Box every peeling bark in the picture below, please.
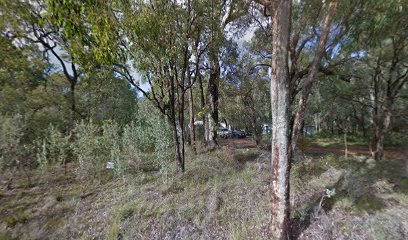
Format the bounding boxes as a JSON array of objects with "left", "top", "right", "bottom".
[{"left": 269, "top": 0, "right": 291, "bottom": 238}]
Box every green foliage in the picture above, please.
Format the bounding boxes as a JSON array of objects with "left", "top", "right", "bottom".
[
  {"left": 101, "top": 121, "right": 122, "bottom": 177},
  {"left": 124, "top": 101, "right": 173, "bottom": 175},
  {"left": 354, "top": 194, "right": 385, "bottom": 213},
  {"left": 0, "top": 231, "right": 6, "bottom": 240},
  {"left": 345, "top": 134, "right": 367, "bottom": 144},
  {"left": 5, "top": 210, "right": 31, "bottom": 227},
  {"left": 71, "top": 120, "right": 105, "bottom": 180},
  {"left": 298, "top": 135, "right": 312, "bottom": 152},
  {"left": 36, "top": 139, "right": 48, "bottom": 169},
  {"left": 77, "top": 70, "right": 138, "bottom": 126},
  {"left": 107, "top": 201, "right": 137, "bottom": 240},
  {"left": 0, "top": 35, "right": 57, "bottom": 140},
  {"left": 46, "top": 0, "right": 121, "bottom": 64},
  {"left": 71, "top": 120, "right": 122, "bottom": 180},
  {"left": 117, "top": 203, "right": 136, "bottom": 221},
  {"left": 314, "top": 129, "right": 334, "bottom": 139},
  {"left": 221, "top": 51, "right": 270, "bottom": 133},
  {"left": 36, "top": 125, "right": 70, "bottom": 168},
  {"left": 106, "top": 221, "right": 121, "bottom": 240},
  {"left": 384, "top": 131, "right": 408, "bottom": 147},
  {"left": 70, "top": 101, "right": 173, "bottom": 180},
  {"left": 120, "top": 122, "right": 140, "bottom": 169},
  {"left": 0, "top": 114, "right": 25, "bottom": 169}
]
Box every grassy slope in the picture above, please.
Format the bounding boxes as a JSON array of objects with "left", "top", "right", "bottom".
[{"left": 0, "top": 143, "right": 407, "bottom": 239}]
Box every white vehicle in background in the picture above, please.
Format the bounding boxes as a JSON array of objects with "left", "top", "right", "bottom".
[{"left": 217, "top": 127, "right": 231, "bottom": 138}]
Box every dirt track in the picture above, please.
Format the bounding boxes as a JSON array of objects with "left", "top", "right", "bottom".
[
  {"left": 308, "top": 144, "right": 408, "bottom": 161},
  {"left": 220, "top": 137, "right": 408, "bottom": 161}
]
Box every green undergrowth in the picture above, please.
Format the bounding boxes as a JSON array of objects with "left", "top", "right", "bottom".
[
  {"left": 309, "top": 134, "right": 369, "bottom": 148},
  {"left": 309, "top": 132, "right": 406, "bottom": 149}
]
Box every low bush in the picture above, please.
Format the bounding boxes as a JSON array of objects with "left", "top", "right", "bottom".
[
  {"left": 1, "top": 101, "right": 173, "bottom": 182},
  {"left": 0, "top": 114, "right": 25, "bottom": 169},
  {"left": 71, "top": 120, "right": 106, "bottom": 180},
  {"left": 385, "top": 131, "right": 408, "bottom": 147},
  {"left": 122, "top": 101, "right": 173, "bottom": 177},
  {"left": 70, "top": 101, "right": 173, "bottom": 181},
  {"left": 313, "top": 129, "right": 333, "bottom": 139},
  {"left": 345, "top": 134, "right": 367, "bottom": 144},
  {"left": 5, "top": 210, "right": 31, "bottom": 227},
  {"left": 36, "top": 125, "right": 70, "bottom": 168}
]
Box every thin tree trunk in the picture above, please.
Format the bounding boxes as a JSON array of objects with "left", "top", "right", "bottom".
[
  {"left": 207, "top": 113, "right": 214, "bottom": 144},
  {"left": 204, "top": 116, "right": 210, "bottom": 143},
  {"left": 169, "top": 70, "right": 185, "bottom": 173},
  {"left": 69, "top": 82, "right": 76, "bottom": 132},
  {"left": 188, "top": 81, "right": 196, "bottom": 154},
  {"left": 198, "top": 74, "right": 208, "bottom": 144},
  {"left": 179, "top": 89, "right": 186, "bottom": 171},
  {"left": 372, "top": 106, "right": 391, "bottom": 161},
  {"left": 188, "top": 31, "right": 200, "bottom": 153},
  {"left": 370, "top": 59, "right": 385, "bottom": 161},
  {"left": 290, "top": 0, "right": 338, "bottom": 156},
  {"left": 171, "top": 118, "right": 184, "bottom": 172},
  {"left": 252, "top": 117, "right": 260, "bottom": 145},
  {"left": 269, "top": 0, "right": 291, "bottom": 239},
  {"left": 372, "top": 121, "right": 384, "bottom": 161},
  {"left": 361, "top": 112, "right": 367, "bottom": 137},
  {"left": 344, "top": 132, "right": 348, "bottom": 159},
  {"left": 331, "top": 119, "right": 334, "bottom": 134}
]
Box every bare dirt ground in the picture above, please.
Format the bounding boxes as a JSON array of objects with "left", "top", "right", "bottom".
[
  {"left": 222, "top": 137, "right": 407, "bottom": 162},
  {"left": 221, "top": 136, "right": 407, "bottom": 160},
  {"left": 218, "top": 138, "right": 258, "bottom": 149},
  {"left": 308, "top": 144, "right": 408, "bottom": 161}
]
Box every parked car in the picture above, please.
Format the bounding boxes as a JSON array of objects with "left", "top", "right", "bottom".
[
  {"left": 217, "top": 127, "right": 231, "bottom": 138},
  {"left": 231, "top": 131, "right": 246, "bottom": 138}
]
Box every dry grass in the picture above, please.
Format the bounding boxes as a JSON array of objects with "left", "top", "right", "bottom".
[{"left": 0, "top": 141, "right": 407, "bottom": 239}]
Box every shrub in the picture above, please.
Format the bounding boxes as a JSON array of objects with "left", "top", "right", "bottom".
[
  {"left": 101, "top": 121, "right": 122, "bottom": 177},
  {"left": 384, "top": 131, "right": 408, "bottom": 147},
  {"left": 345, "top": 134, "right": 367, "bottom": 144},
  {"left": 68, "top": 101, "right": 173, "bottom": 181},
  {"left": 5, "top": 210, "right": 31, "bottom": 227},
  {"left": 72, "top": 120, "right": 124, "bottom": 180},
  {"left": 121, "top": 121, "right": 141, "bottom": 170},
  {"left": 314, "top": 129, "right": 333, "bottom": 139},
  {"left": 71, "top": 121, "right": 105, "bottom": 180},
  {"left": 0, "top": 114, "right": 25, "bottom": 169},
  {"left": 35, "top": 139, "right": 48, "bottom": 169},
  {"left": 122, "top": 101, "right": 173, "bottom": 176},
  {"left": 36, "top": 125, "right": 70, "bottom": 168}
]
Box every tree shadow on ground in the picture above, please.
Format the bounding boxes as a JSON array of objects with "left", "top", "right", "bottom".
[{"left": 291, "top": 192, "right": 337, "bottom": 239}]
